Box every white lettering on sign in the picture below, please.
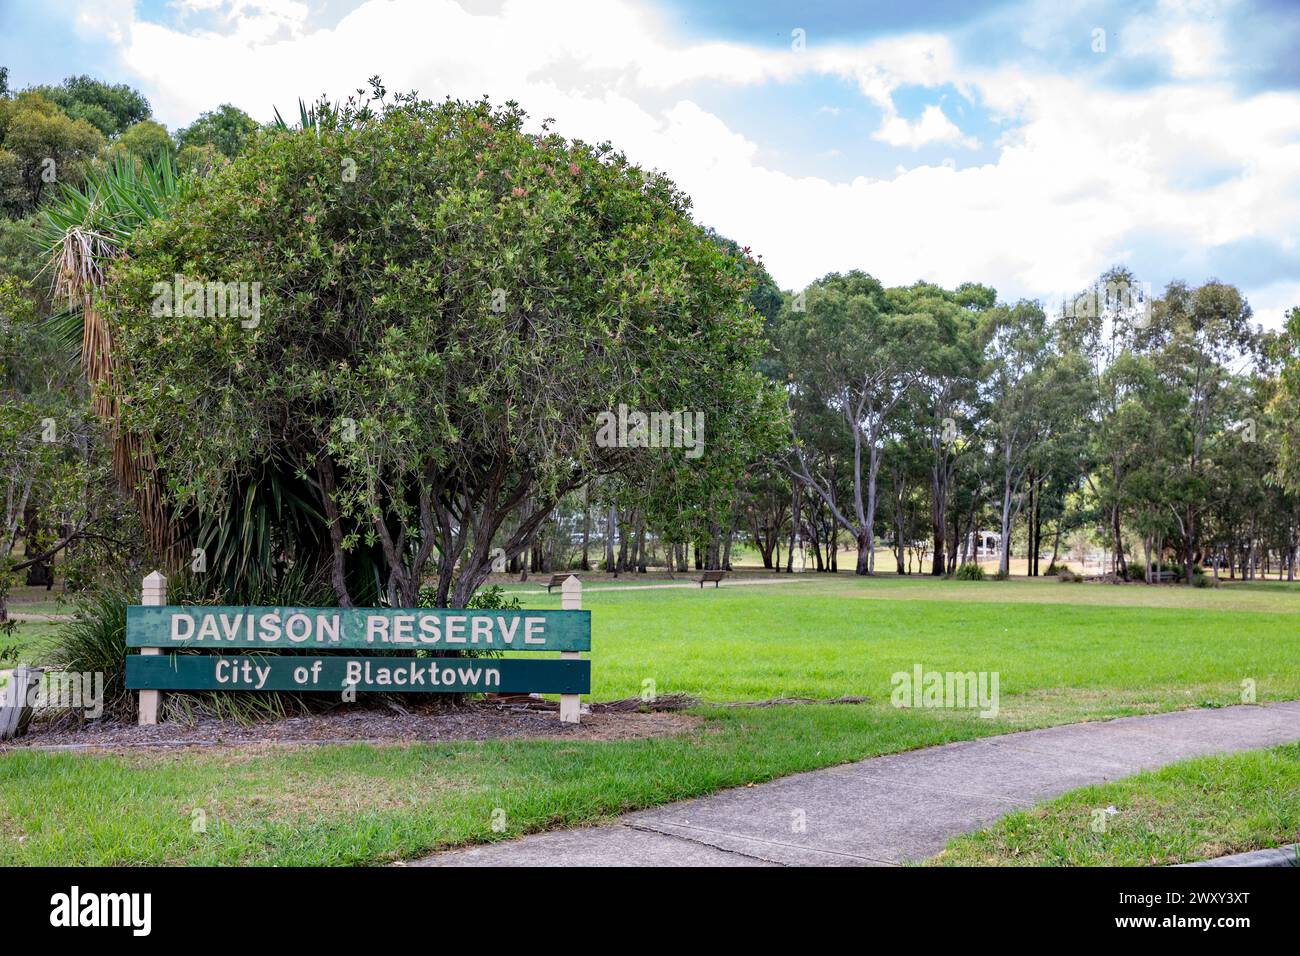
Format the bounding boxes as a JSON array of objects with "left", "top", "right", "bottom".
[
  {"left": 213, "top": 658, "right": 271, "bottom": 689},
  {"left": 361, "top": 614, "right": 543, "bottom": 647},
  {"left": 161, "top": 611, "right": 555, "bottom": 647},
  {"left": 342, "top": 660, "right": 502, "bottom": 688},
  {"left": 169, "top": 611, "right": 344, "bottom": 645}
]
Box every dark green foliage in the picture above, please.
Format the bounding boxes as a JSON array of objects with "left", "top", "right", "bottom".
[
  {"left": 176, "top": 104, "right": 260, "bottom": 159},
  {"left": 28, "top": 75, "right": 152, "bottom": 138}
]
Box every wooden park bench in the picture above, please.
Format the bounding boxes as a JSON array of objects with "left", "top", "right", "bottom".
[
  {"left": 698, "top": 569, "right": 727, "bottom": 588},
  {"left": 1148, "top": 570, "right": 1180, "bottom": 583},
  {"left": 546, "top": 573, "right": 577, "bottom": 593}
]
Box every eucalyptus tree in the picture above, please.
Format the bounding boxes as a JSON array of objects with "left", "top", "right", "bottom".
[
  {"left": 1069, "top": 266, "right": 1151, "bottom": 577},
  {"left": 100, "top": 94, "right": 776, "bottom": 608},
  {"left": 779, "top": 368, "right": 853, "bottom": 571},
  {"left": 981, "top": 301, "right": 1093, "bottom": 576},
  {"left": 1150, "top": 281, "right": 1256, "bottom": 583},
  {"left": 1269, "top": 308, "right": 1300, "bottom": 493},
  {"left": 781, "top": 271, "right": 938, "bottom": 574},
  {"left": 889, "top": 281, "right": 990, "bottom": 574}
]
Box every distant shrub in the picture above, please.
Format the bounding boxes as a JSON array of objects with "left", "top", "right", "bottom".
[
  {"left": 417, "top": 583, "right": 523, "bottom": 610},
  {"left": 1192, "top": 572, "right": 1213, "bottom": 588},
  {"left": 1055, "top": 565, "right": 1073, "bottom": 582},
  {"left": 955, "top": 562, "right": 986, "bottom": 581},
  {"left": 466, "top": 585, "right": 524, "bottom": 611}
]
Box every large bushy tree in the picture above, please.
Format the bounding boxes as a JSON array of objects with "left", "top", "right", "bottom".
[
  {"left": 0, "top": 92, "right": 105, "bottom": 213},
  {"left": 101, "top": 94, "right": 775, "bottom": 607},
  {"left": 27, "top": 75, "right": 151, "bottom": 138}
]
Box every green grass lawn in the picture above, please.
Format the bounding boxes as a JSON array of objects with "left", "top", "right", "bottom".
[
  {"left": 515, "top": 576, "right": 1300, "bottom": 721},
  {"left": 5, "top": 584, "right": 74, "bottom": 618},
  {"left": 2, "top": 622, "right": 61, "bottom": 666},
  {"left": 0, "top": 703, "right": 1006, "bottom": 865},
  {"left": 930, "top": 742, "right": 1300, "bottom": 866},
  {"left": 3, "top": 572, "right": 1299, "bottom": 865}
]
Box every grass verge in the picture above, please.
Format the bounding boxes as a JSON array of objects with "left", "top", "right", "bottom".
[
  {"left": 929, "top": 742, "right": 1300, "bottom": 866},
  {"left": 2, "top": 703, "right": 1004, "bottom": 865}
]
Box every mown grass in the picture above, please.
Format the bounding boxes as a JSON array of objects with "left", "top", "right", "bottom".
[
  {"left": 2, "top": 622, "right": 61, "bottom": 665},
  {"left": 509, "top": 577, "right": 1300, "bottom": 713},
  {"left": 3, "top": 573, "right": 1299, "bottom": 865},
  {"left": 930, "top": 742, "right": 1300, "bottom": 866},
  {"left": 0, "top": 703, "right": 1005, "bottom": 865}
]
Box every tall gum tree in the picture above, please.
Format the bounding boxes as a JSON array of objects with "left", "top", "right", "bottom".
[
  {"left": 781, "top": 271, "right": 938, "bottom": 575},
  {"left": 981, "top": 301, "right": 1093, "bottom": 577},
  {"left": 1150, "top": 281, "right": 1256, "bottom": 584},
  {"left": 888, "top": 281, "right": 990, "bottom": 575}
]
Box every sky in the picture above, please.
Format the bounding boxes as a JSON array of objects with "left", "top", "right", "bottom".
[{"left": 4, "top": 0, "right": 1300, "bottom": 324}]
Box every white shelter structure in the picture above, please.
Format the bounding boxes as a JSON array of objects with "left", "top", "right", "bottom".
[{"left": 967, "top": 531, "right": 1001, "bottom": 559}]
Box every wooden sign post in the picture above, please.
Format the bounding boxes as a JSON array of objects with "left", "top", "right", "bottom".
[
  {"left": 127, "top": 572, "right": 590, "bottom": 725},
  {"left": 137, "top": 571, "right": 166, "bottom": 726},
  {"left": 560, "top": 575, "right": 582, "bottom": 724}
]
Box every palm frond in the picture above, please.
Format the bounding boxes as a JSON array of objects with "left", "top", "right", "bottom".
[
  {"left": 38, "top": 153, "right": 185, "bottom": 306},
  {"left": 272, "top": 96, "right": 337, "bottom": 133},
  {"left": 36, "top": 153, "right": 188, "bottom": 566}
]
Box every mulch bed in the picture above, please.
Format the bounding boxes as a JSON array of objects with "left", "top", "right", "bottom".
[
  {"left": 0, "top": 697, "right": 701, "bottom": 752},
  {"left": 0, "top": 692, "right": 873, "bottom": 753}
]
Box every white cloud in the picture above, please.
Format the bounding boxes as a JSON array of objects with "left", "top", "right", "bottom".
[
  {"left": 85, "top": 0, "right": 1300, "bottom": 325},
  {"left": 1120, "top": 0, "right": 1235, "bottom": 80},
  {"left": 874, "top": 103, "right": 978, "bottom": 149}
]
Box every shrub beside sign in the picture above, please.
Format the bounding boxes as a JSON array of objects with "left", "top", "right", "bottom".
[{"left": 125, "top": 573, "right": 591, "bottom": 724}]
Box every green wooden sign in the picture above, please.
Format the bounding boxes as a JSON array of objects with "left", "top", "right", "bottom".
[
  {"left": 126, "top": 605, "right": 590, "bottom": 651},
  {"left": 126, "top": 654, "right": 590, "bottom": 694}
]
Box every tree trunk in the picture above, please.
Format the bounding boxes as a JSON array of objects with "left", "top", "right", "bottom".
[
  {"left": 855, "top": 531, "right": 871, "bottom": 575},
  {"left": 605, "top": 506, "right": 617, "bottom": 573},
  {"left": 1111, "top": 504, "right": 1127, "bottom": 579},
  {"left": 786, "top": 481, "right": 799, "bottom": 573},
  {"left": 1026, "top": 475, "right": 1036, "bottom": 577},
  {"left": 580, "top": 491, "right": 591, "bottom": 571},
  {"left": 998, "top": 479, "right": 1014, "bottom": 577},
  {"left": 930, "top": 473, "right": 947, "bottom": 576},
  {"left": 893, "top": 469, "right": 906, "bottom": 575},
  {"left": 1032, "top": 481, "right": 1044, "bottom": 577}
]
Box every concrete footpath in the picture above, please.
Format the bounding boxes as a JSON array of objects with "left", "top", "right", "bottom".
[{"left": 416, "top": 701, "right": 1300, "bottom": 867}]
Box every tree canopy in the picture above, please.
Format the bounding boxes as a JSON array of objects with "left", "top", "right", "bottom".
[{"left": 101, "top": 94, "right": 779, "bottom": 607}]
